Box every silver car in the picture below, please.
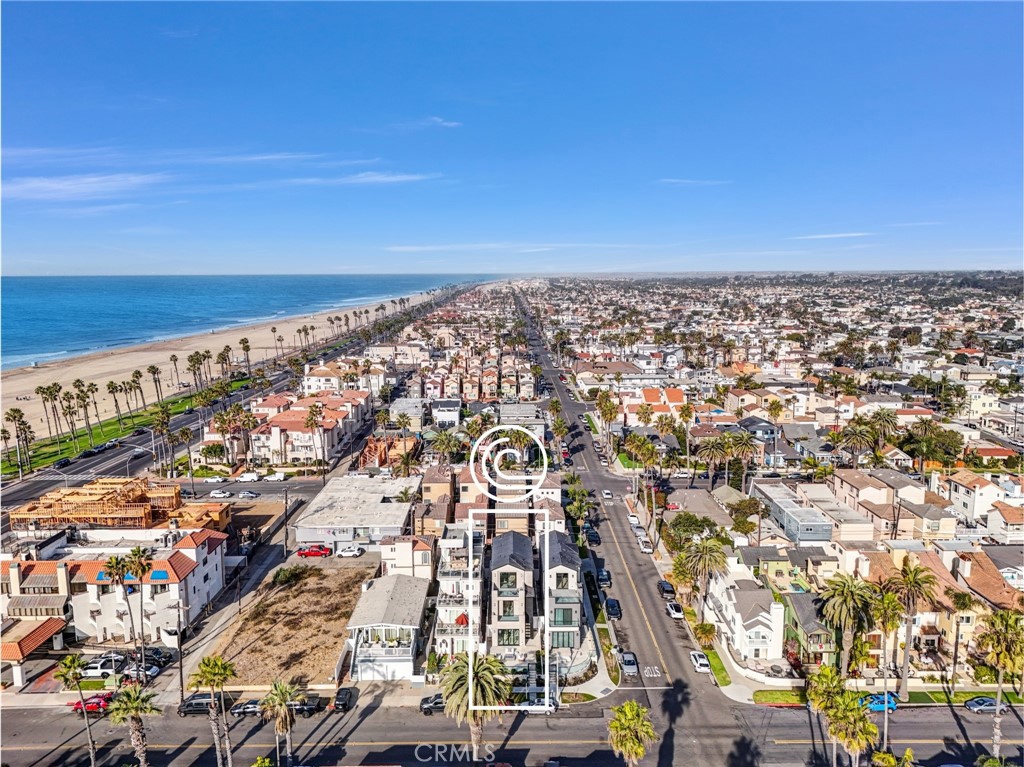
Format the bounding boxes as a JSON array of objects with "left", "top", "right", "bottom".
[{"left": 618, "top": 650, "right": 639, "bottom": 677}]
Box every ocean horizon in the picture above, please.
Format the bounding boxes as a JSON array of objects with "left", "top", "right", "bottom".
[{"left": 0, "top": 274, "right": 494, "bottom": 371}]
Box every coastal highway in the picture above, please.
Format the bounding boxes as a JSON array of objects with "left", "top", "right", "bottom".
[{"left": 0, "top": 337, "right": 368, "bottom": 513}]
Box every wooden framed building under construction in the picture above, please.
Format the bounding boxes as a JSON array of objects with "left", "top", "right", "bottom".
[{"left": 9, "top": 477, "right": 181, "bottom": 530}]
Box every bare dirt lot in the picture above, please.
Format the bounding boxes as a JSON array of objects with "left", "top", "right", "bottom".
[{"left": 214, "top": 562, "right": 376, "bottom": 686}]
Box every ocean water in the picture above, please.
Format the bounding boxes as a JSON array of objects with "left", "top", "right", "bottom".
[{"left": 1, "top": 274, "right": 492, "bottom": 370}]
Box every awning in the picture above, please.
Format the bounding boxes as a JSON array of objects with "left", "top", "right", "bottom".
[{"left": 1, "top": 617, "right": 66, "bottom": 662}]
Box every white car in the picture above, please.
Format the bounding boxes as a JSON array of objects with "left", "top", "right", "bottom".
[
  {"left": 618, "top": 650, "right": 639, "bottom": 677},
  {"left": 601, "top": 490, "right": 613, "bottom": 499},
  {"left": 337, "top": 545, "right": 365, "bottom": 558},
  {"left": 626, "top": 513, "right": 641, "bottom": 526},
  {"left": 599, "top": 459, "right": 608, "bottom": 466},
  {"left": 203, "top": 477, "right": 227, "bottom": 484},
  {"left": 690, "top": 651, "right": 712, "bottom": 674},
  {"left": 123, "top": 663, "right": 161, "bottom": 681},
  {"left": 83, "top": 657, "right": 122, "bottom": 679},
  {"left": 671, "top": 471, "right": 690, "bottom": 478},
  {"left": 637, "top": 538, "right": 654, "bottom": 554},
  {"left": 665, "top": 601, "right": 685, "bottom": 620},
  {"left": 210, "top": 489, "right": 232, "bottom": 499}
]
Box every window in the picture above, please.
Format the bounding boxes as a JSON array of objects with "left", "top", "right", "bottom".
[
  {"left": 552, "top": 608, "right": 574, "bottom": 627},
  {"left": 497, "top": 629, "right": 519, "bottom": 646},
  {"left": 550, "top": 630, "right": 576, "bottom": 649},
  {"left": 501, "top": 600, "right": 516, "bottom": 618},
  {"left": 202, "top": 557, "right": 208, "bottom": 567},
  {"left": 497, "top": 519, "right": 508, "bottom": 529},
  {"left": 499, "top": 572, "right": 517, "bottom": 590},
  {"left": 151, "top": 584, "right": 169, "bottom": 595},
  {"left": 555, "top": 573, "right": 569, "bottom": 590}
]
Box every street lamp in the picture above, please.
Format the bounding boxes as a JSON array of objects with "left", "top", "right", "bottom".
[
  {"left": 51, "top": 468, "right": 71, "bottom": 488},
  {"left": 175, "top": 600, "right": 190, "bottom": 704}
]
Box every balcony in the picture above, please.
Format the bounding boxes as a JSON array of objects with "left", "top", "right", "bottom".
[
  {"left": 438, "top": 569, "right": 469, "bottom": 580},
  {"left": 498, "top": 614, "right": 519, "bottom": 622},
  {"left": 435, "top": 623, "right": 470, "bottom": 636}
]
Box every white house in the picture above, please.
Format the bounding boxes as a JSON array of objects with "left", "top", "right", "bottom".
[{"left": 344, "top": 575, "right": 429, "bottom": 682}]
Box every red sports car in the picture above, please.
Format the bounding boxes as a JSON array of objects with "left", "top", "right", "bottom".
[
  {"left": 296, "top": 544, "right": 332, "bottom": 558},
  {"left": 70, "top": 692, "right": 115, "bottom": 715}
]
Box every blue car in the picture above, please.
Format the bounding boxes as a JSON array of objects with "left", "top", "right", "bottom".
[{"left": 860, "top": 693, "right": 898, "bottom": 713}]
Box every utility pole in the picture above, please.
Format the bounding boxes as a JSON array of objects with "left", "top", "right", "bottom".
[
  {"left": 282, "top": 488, "right": 290, "bottom": 560},
  {"left": 176, "top": 602, "right": 187, "bottom": 704}
]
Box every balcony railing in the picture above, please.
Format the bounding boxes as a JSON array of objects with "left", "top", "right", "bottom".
[
  {"left": 357, "top": 645, "right": 415, "bottom": 658},
  {"left": 498, "top": 614, "right": 519, "bottom": 622},
  {"left": 438, "top": 569, "right": 469, "bottom": 580},
  {"left": 435, "top": 623, "right": 470, "bottom": 636}
]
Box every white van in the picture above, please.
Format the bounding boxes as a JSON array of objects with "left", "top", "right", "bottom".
[
  {"left": 263, "top": 472, "right": 286, "bottom": 482},
  {"left": 238, "top": 472, "right": 262, "bottom": 483}
]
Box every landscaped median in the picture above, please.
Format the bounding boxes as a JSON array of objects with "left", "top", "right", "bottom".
[
  {"left": 682, "top": 607, "right": 731, "bottom": 687},
  {"left": 752, "top": 689, "right": 1023, "bottom": 706},
  {"left": 584, "top": 414, "right": 598, "bottom": 433},
  {"left": 753, "top": 689, "right": 807, "bottom": 706},
  {"left": 597, "top": 627, "right": 620, "bottom": 686}
]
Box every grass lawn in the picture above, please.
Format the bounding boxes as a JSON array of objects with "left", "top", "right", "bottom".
[
  {"left": 561, "top": 692, "right": 596, "bottom": 703},
  {"left": 753, "top": 690, "right": 806, "bottom": 705},
  {"left": 584, "top": 414, "right": 598, "bottom": 433},
  {"left": 929, "top": 690, "right": 1024, "bottom": 705},
  {"left": 597, "top": 627, "right": 620, "bottom": 686},
  {"left": 617, "top": 452, "right": 642, "bottom": 469},
  {"left": 706, "top": 649, "right": 731, "bottom": 688},
  {"left": 77, "top": 680, "right": 107, "bottom": 691},
  {"left": 907, "top": 692, "right": 934, "bottom": 704}
]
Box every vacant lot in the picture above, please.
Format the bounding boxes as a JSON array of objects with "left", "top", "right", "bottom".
[{"left": 215, "top": 562, "right": 376, "bottom": 685}]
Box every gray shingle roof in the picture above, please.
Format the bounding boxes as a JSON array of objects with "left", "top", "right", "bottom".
[
  {"left": 491, "top": 531, "right": 533, "bottom": 571},
  {"left": 347, "top": 574, "right": 429, "bottom": 629}
]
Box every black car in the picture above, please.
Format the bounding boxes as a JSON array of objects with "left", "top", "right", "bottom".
[
  {"left": 229, "top": 699, "right": 262, "bottom": 718},
  {"left": 605, "top": 598, "right": 622, "bottom": 621},
  {"left": 420, "top": 693, "right": 445, "bottom": 715},
  {"left": 78, "top": 448, "right": 98, "bottom": 459},
  {"left": 656, "top": 580, "right": 676, "bottom": 600},
  {"left": 53, "top": 458, "right": 72, "bottom": 469},
  {"left": 597, "top": 569, "right": 612, "bottom": 588},
  {"left": 585, "top": 530, "right": 601, "bottom": 546},
  {"left": 331, "top": 687, "right": 356, "bottom": 713},
  {"left": 698, "top": 472, "right": 710, "bottom": 480},
  {"left": 184, "top": 408, "right": 195, "bottom": 415},
  {"left": 132, "top": 428, "right": 147, "bottom": 436},
  {"left": 178, "top": 693, "right": 216, "bottom": 716},
  {"left": 287, "top": 697, "right": 321, "bottom": 718},
  {"left": 130, "top": 648, "right": 174, "bottom": 668}
]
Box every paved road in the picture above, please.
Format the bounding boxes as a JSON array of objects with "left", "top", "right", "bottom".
[{"left": 3, "top": 693, "right": 1021, "bottom": 767}]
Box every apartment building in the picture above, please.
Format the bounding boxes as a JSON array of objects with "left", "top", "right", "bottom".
[{"left": 487, "top": 531, "right": 537, "bottom": 665}]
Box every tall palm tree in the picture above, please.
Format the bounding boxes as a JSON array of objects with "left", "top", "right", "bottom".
[
  {"left": 239, "top": 337, "right": 252, "bottom": 377},
  {"left": 696, "top": 436, "right": 729, "bottom": 490},
  {"left": 869, "top": 408, "right": 900, "bottom": 451},
  {"left": 679, "top": 538, "right": 727, "bottom": 622},
  {"left": 125, "top": 547, "right": 153, "bottom": 672},
  {"left": 304, "top": 403, "right": 328, "bottom": 484},
  {"left": 973, "top": 609, "right": 1024, "bottom": 760},
  {"left": 607, "top": 699, "right": 659, "bottom": 767},
  {"left": 841, "top": 422, "right": 875, "bottom": 468},
  {"left": 821, "top": 573, "right": 875, "bottom": 677},
  {"left": 104, "top": 555, "right": 137, "bottom": 646},
  {"left": 944, "top": 587, "right": 978, "bottom": 696},
  {"left": 547, "top": 398, "right": 562, "bottom": 418},
  {"left": 260, "top": 680, "right": 304, "bottom": 767},
  {"left": 871, "top": 748, "right": 915, "bottom": 767},
  {"left": 884, "top": 561, "right": 937, "bottom": 701},
  {"left": 807, "top": 665, "right": 847, "bottom": 767},
  {"left": 871, "top": 589, "right": 904, "bottom": 751},
  {"left": 107, "top": 684, "right": 160, "bottom": 767},
  {"left": 829, "top": 692, "right": 878, "bottom": 767},
  {"left": 439, "top": 652, "right": 512, "bottom": 760},
  {"left": 729, "top": 429, "right": 757, "bottom": 492},
  {"left": 190, "top": 655, "right": 238, "bottom": 767},
  {"left": 54, "top": 654, "right": 98, "bottom": 767},
  {"left": 694, "top": 622, "right": 717, "bottom": 648}
]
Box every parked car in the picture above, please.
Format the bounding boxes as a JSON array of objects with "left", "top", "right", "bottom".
[
  {"left": 330, "top": 687, "right": 356, "bottom": 713},
  {"left": 129, "top": 648, "right": 174, "bottom": 668},
  {"left": 626, "top": 513, "right": 641, "bottom": 526},
  {"left": 637, "top": 538, "right": 654, "bottom": 554},
  {"left": 599, "top": 459, "right": 608, "bottom": 467},
  {"left": 618, "top": 650, "right": 639, "bottom": 677},
  {"left": 132, "top": 428, "right": 147, "bottom": 436},
  {"left": 605, "top": 598, "right": 622, "bottom": 621},
  {"left": 122, "top": 662, "right": 161, "bottom": 682},
  {"left": 522, "top": 699, "right": 556, "bottom": 716},
  {"left": 230, "top": 699, "right": 262, "bottom": 718},
  {"left": 297, "top": 544, "right": 333, "bottom": 558},
  {"left": 597, "top": 569, "right": 612, "bottom": 588},
  {"left": 964, "top": 696, "right": 1010, "bottom": 714},
  {"left": 585, "top": 530, "right": 601, "bottom": 546},
  {"left": 83, "top": 657, "right": 122, "bottom": 679},
  {"left": 420, "top": 693, "right": 446, "bottom": 715},
  {"left": 602, "top": 489, "right": 613, "bottom": 499},
  {"left": 104, "top": 440, "right": 120, "bottom": 450},
  {"left": 657, "top": 580, "right": 676, "bottom": 600},
  {"left": 287, "top": 697, "right": 322, "bottom": 718},
  {"left": 860, "top": 693, "right": 898, "bottom": 713},
  {"left": 131, "top": 448, "right": 149, "bottom": 459},
  {"left": 178, "top": 693, "right": 215, "bottom": 716},
  {"left": 671, "top": 471, "right": 690, "bottom": 478},
  {"left": 78, "top": 448, "right": 98, "bottom": 459},
  {"left": 689, "top": 651, "right": 711, "bottom": 674},
  {"left": 337, "top": 545, "right": 365, "bottom": 558},
  {"left": 210, "top": 489, "right": 232, "bottom": 499},
  {"left": 53, "top": 458, "right": 72, "bottom": 469},
  {"left": 238, "top": 490, "right": 261, "bottom": 499},
  {"left": 629, "top": 523, "right": 645, "bottom": 537},
  {"left": 203, "top": 476, "right": 227, "bottom": 483},
  {"left": 665, "top": 601, "right": 684, "bottom": 620},
  {"left": 70, "top": 692, "right": 115, "bottom": 715},
  {"left": 698, "top": 472, "right": 710, "bottom": 480}
]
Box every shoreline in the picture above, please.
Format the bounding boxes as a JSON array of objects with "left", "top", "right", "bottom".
[{"left": 0, "top": 287, "right": 442, "bottom": 436}]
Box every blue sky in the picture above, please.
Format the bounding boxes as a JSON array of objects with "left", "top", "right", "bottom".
[{"left": 3, "top": 2, "right": 1021, "bottom": 275}]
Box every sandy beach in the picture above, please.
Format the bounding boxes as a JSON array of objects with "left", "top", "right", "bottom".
[{"left": 0, "top": 289, "right": 433, "bottom": 436}]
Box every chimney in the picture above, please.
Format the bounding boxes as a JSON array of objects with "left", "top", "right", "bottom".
[
  {"left": 56, "top": 562, "right": 70, "bottom": 596},
  {"left": 9, "top": 562, "right": 22, "bottom": 597},
  {"left": 954, "top": 554, "right": 972, "bottom": 579}
]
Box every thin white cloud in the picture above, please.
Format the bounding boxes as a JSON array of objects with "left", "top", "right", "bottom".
[
  {"left": 887, "top": 221, "right": 942, "bottom": 228},
  {"left": 191, "top": 152, "right": 326, "bottom": 164},
  {"left": 788, "top": 232, "right": 874, "bottom": 240},
  {"left": 284, "top": 172, "right": 440, "bottom": 186},
  {"left": 4, "top": 173, "right": 170, "bottom": 201},
  {"left": 160, "top": 28, "right": 200, "bottom": 38},
  {"left": 657, "top": 178, "right": 732, "bottom": 186},
  {"left": 386, "top": 241, "right": 651, "bottom": 253},
  {"left": 423, "top": 116, "right": 462, "bottom": 128}
]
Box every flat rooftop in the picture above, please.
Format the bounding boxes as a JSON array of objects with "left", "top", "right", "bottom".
[{"left": 295, "top": 475, "right": 421, "bottom": 529}]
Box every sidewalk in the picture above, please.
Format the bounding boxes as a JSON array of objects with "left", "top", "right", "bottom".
[{"left": 563, "top": 557, "right": 617, "bottom": 700}]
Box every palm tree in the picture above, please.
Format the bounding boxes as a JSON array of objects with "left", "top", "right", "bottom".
[
  {"left": 871, "top": 589, "right": 904, "bottom": 751},
  {"left": 696, "top": 436, "right": 729, "bottom": 490},
  {"left": 147, "top": 365, "right": 163, "bottom": 403},
  {"left": 397, "top": 450, "right": 421, "bottom": 477},
  {"left": 104, "top": 555, "right": 137, "bottom": 645},
  {"left": 766, "top": 398, "right": 785, "bottom": 423},
  {"left": 841, "top": 422, "right": 875, "bottom": 468},
  {"left": 607, "top": 699, "right": 659, "bottom": 767},
  {"left": 107, "top": 684, "right": 160, "bottom": 767},
  {"left": 260, "top": 680, "right": 304, "bottom": 767},
  {"left": 944, "top": 587, "right": 979, "bottom": 696},
  {"left": 679, "top": 538, "right": 727, "bottom": 622},
  {"left": 821, "top": 573, "right": 875, "bottom": 677},
  {"left": 239, "top": 337, "right": 252, "bottom": 376},
  {"left": 547, "top": 398, "right": 562, "bottom": 418},
  {"left": 304, "top": 403, "right": 328, "bottom": 485},
  {"left": 432, "top": 430, "right": 462, "bottom": 467},
  {"left": 694, "top": 622, "right": 717, "bottom": 648},
  {"left": 125, "top": 547, "right": 153, "bottom": 673},
  {"left": 884, "top": 561, "right": 937, "bottom": 701},
  {"left": 973, "top": 609, "right": 1024, "bottom": 760},
  {"left": 807, "top": 665, "right": 847, "bottom": 767},
  {"left": 439, "top": 652, "right": 512, "bottom": 760},
  {"left": 870, "top": 408, "right": 900, "bottom": 451},
  {"left": 729, "top": 429, "right": 757, "bottom": 491},
  {"left": 54, "top": 654, "right": 99, "bottom": 767},
  {"left": 872, "top": 748, "right": 915, "bottom": 767},
  {"left": 829, "top": 692, "right": 878, "bottom": 767},
  {"left": 190, "top": 654, "right": 238, "bottom": 767}
]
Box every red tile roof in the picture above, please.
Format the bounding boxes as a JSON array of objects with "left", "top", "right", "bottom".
[{"left": 1, "top": 618, "right": 66, "bottom": 662}]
